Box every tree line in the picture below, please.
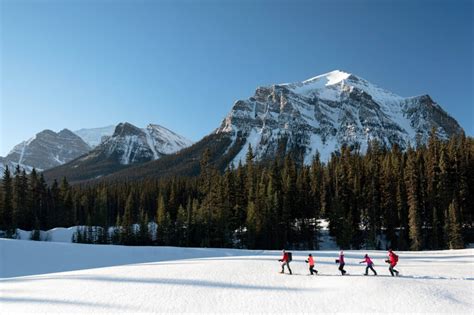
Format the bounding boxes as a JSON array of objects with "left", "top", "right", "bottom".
[{"left": 0, "top": 132, "right": 472, "bottom": 250}]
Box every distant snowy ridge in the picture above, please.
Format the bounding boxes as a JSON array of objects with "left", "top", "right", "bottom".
[
  {"left": 73, "top": 122, "right": 193, "bottom": 166},
  {"left": 217, "top": 70, "right": 463, "bottom": 164},
  {"left": 0, "top": 129, "right": 90, "bottom": 174},
  {"left": 74, "top": 125, "right": 116, "bottom": 147},
  {"left": 103, "top": 122, "right": 193, "bottom": 165}
]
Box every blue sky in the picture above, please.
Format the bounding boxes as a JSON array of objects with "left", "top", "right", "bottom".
[{"left": 1, "top": 0, "right": 472, "bottom": 155}]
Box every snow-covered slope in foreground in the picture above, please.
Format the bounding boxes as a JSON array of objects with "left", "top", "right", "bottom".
[{"left": 0, "top": 239, "right": 472, "bottom": 313}]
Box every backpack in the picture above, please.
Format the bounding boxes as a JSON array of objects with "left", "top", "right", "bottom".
[
  {"left": 287, "top": 252, "right": 293, "bottom": 262},
  {"left": 393, "top": 253, "right": 399, "bottom": 263}
]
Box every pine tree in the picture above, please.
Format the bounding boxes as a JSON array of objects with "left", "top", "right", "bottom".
[
  {"left": 138, "top": 207, "right": 150, "bottom": 245},
  {"left": 30, "top": 216, "right": 41, "bottom": 241},
  {"left": 13, "top": 165, "right": 28, "bottom": 230},
  {"left": 406, "top": 149, "right": 422, "bottom": 250},
  {"left": 176, "top": 204, "right": 187, "bottom": 246},
  {"left": 95, "top": 187, "right": 109, "bottom": 233},
  {"left": 121, "top": 192, "right": 135, "bottom": 245},
  {"left": 381, "top": 155, "right": 397, "bottom": 248},
  {"left": 156, "top": 193, "right": 170, "bottom": 245},
  {"left": 85, "top": 213, "right": 94, "bottom": 243},
  {"left": 426, "top": 129, "right": 442, "bottom": 249},
  {"left": 1, "top": 166, "right": 13, "bottom": 236},
  {"left": 281, "top": 156, "right": 297, "bottom": 247},
  {"left": 365, "top": 141, "right": 382, "bottom": 249},
  {"left": 112, "top": 212, "right": 122, "bottom": 244},
  {"left": 184, "top": 197, "right": 193, "bottom": 247},
  {"left": 233, "top": 162, "right": 247, "bottom": 238},
  {"left": 445, "top": 199, "right": 463, "bottom": 249},
  {"left": 245, "top": 200, "right": 257, "bottom": 249}
]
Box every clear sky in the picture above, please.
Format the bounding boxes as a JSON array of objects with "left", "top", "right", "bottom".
[{"left": 1, "top": 0, "right": 472, "bottom": 155}]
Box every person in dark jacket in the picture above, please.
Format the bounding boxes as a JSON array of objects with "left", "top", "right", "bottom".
[
  {"left": 360, "top": 254, "right": 377, "bottom": 276},
  {"left": 278, "top": 249, "right": 292, "bottom": 274},
  {"left": 336, "top": 250, "right": 347, "bottom": 275},
  {"left": 305, "top": 254, "right": 318, "bottom": 275}
]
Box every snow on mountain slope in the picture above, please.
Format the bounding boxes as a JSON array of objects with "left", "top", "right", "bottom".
[
  {"left": 0, "top": 129, "right": 91, "bottom": 173},
  {"left": 74, "top": 125, "right": 116, "bottom": 148},
  {"left": 48, "top": 122, "right": 193, "bottom": 178},
  {"left": 217, "top": 70, "right": 463, "bottom": 164},
  {"left": 96, "top": 122, "right": 193, "bottom": 165},
  {"left": 146, "top": 124, "right": 194, "bottom": 155},
  {"left": 0, "top": 239, "right": 472, "bottom": 313},
  {"left": 42, "top": 123, "right": 194, "bottom": 183}
]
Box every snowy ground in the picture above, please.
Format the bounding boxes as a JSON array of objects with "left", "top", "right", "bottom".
[{"left": 1, "top": 239, "right": 473, "bottom": 313}]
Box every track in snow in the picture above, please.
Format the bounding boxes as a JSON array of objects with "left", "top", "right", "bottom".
[{"left": 0, "top": 239, "right": 472, "bottom": 313}]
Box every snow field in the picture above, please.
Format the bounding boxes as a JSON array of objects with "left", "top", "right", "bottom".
[{"left": 0, "top": 239, "right": 472, "bottom": 313}]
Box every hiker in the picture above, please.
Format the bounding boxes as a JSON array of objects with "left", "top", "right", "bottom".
[
  {"left": 386, "top": 249, "right": 400, "bottom": 277},
  {"left": 360, "top": 254, "right": 377, "bottom": 276},
  {"left": 336, "top": 250, "right": 346, "bottom": 275},
  {"left": 305, "top": 253, "right": 318, "bottom": 275},
  {"left": 278, "top": 249, "right": 292, "bottom": 274}
]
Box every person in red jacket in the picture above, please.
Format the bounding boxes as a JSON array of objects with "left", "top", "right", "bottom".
[
  {"left": 305, "top": 253, "right": 318, "bottom": 275},
  {"left": 387, "top": 249, "right": 400, "bottom": 277},
  {"left": 278, "top": 249, "right": 292, "bottom": 274},
  {"left": 359, "top": 254, "right": 377, "bottom": 276}
]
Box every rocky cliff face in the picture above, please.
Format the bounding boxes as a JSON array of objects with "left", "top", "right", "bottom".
[
  {"left": 87, "top": 122, "right": 193, "bottom": 165},
  {"left": 217, "top": 70, "right": 463, "bottom": 163},
  {"left": 42, "top": 122, "right": 193, "bottom": 182},
  {"left": 0, "top": 129, "right": 91, "bottom": 173}
]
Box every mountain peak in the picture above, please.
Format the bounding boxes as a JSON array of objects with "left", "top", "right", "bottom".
[
  {"left": 58, "top": 128, "right": 77, "bottom": 138},
  {"left": 303, "top": 69, "right": 353, "bottom": 86},
  {"left": 218, "top": 69, "right": 463, "bottom": 164},
  {"left": 114, "top": 122, "right": 143, "bottom": 136},
  {"left": 1, "top": 128, "right": 90, "bottom": 173}
]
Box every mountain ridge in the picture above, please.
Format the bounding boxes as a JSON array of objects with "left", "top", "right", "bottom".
[
  {"left": 216, "top": 70, "right": 462, "bottom": 164},
  {"left": 42, "top": 122, "right": 193, "bottom": 182},
  {"left": 0, "top": 128, "right": 91, "bottom": 174},
  {"left": 42, "top": 70, "right": 463, "bottom": 183}
]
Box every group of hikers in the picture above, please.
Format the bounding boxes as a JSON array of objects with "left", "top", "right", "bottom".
[{"left": 278, "top": 249, "right": 400, "bottom": 276}]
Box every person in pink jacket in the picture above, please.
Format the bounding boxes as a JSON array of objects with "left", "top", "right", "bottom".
[
  {"left": 336, "top": 250, "right": 346, "bottom": 275},
  {"left": 359, "top": 254, "right": 377, "bottom": 276}
]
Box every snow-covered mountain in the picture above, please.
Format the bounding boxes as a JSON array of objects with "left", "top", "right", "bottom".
[
  {"left": 74, "top": 125, "right": 116, "bottom": 148},
  {"left": 217, "top": 70, "right": 463, "bottom": 163},
  {"left": 43, "top": 122, "right": 193, "bottom": 182},
  {"left": 90, "top": 70, "right": 464, "bottom": 182},
  {"left": 42, "top": 70, "right": 464, "bottom": 183},
  {"left": 84, "top": 122, "right": 193, "bottom": 165},
  {"left": 0, "top": 129, "right": 91, "bottom": 174}
]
